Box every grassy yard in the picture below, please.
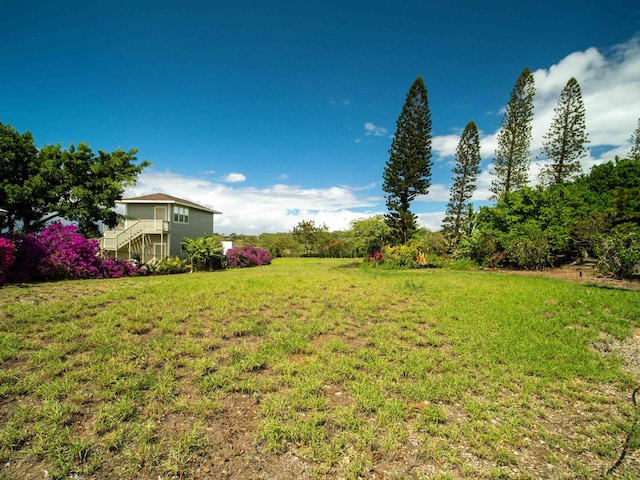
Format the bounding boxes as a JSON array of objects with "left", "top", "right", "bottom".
[{"left": 0, "top": 258, "right": 638, "bottom": 479}]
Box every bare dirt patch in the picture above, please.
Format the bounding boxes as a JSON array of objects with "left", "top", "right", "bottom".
[{"left": 495, "top": 264, "right": 640, "bottom": 291}]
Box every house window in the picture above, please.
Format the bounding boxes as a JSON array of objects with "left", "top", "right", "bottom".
[{"left": 174, "top": 206, "right": 189, "bottom": 224}]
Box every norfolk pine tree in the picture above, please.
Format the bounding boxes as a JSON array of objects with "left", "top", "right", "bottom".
[
  {"left": 540, "top": 77, "right": 589, "bottom": 185},
  {"left": 382, "top": 76, "right": 432, "bottom": 244},
  {"left": 442, "top": 120, "right": 481, "bottom": 247},
  {"left": 629, "top": 118, "right": 640, "bottom": 161},
  {"left": 490, "top": 67, "right": 535, "bottom": 200}
]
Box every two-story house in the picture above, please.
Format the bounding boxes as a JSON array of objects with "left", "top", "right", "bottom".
[{"left": 101, "top": 193, "right": 222, "bottom": 262}]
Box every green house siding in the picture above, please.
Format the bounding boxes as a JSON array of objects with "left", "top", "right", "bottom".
[
  {"left": 126, "top": 204, "right": 155, "bottom": 220},
  {"left": 170, "top": 206, "right": 214, "bottom": 257},
  {"left": 101, "top": 194, "right": 221, "bottom": 261}
]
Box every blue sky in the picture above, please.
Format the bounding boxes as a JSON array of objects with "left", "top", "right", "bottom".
[{"left": 2, "top": 1, "right": 639, "bottom": 234}]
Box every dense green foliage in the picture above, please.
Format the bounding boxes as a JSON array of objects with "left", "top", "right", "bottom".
[
  {"left": 441, "top": 120, "right": 481, "bottom": 248},
  {"left": 383, "top": 76, "right": 432, "bottom": 244},
  {"left": 181, "top": 235, "right": 225, "bottom": 272},
  {"left": 490, "top": 67, "right": 535, "bottom": 199},
  {"left": 349, "top": 215, "right": 391, "bottom": 256},
  {"left": 291, "top": 220, "right": 328, "bottom": 256},
  {"left": 466, "top": 158, "right": 640, "bottom": 276},
  {"left": 540, "top": 77, "right": 589, "bottom": 185},
  {"left": 0, "top": 122, "right": 150, "bottom": 236}
]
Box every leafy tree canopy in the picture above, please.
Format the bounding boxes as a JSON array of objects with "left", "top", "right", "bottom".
[
  {"left": 0, "top": 121, "right": 150, "bottom": 236},
  {"left": 291, "top": 220, "right": 328, "bottom": 256},
  {"left": 350, "top": 215, "right": 391, "bottom": 255},
  {"left": 579, "top": 156, "right": 640, "bottom": 225}
]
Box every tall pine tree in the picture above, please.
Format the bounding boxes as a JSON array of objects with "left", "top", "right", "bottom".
[
  {"left": 382, "top": 76, "right": 432, "bottom": 244},
  {"left": 629, "top": 118, "right": 640, "bottom": 161},
  {"left": 442, "top": 120, "right": 481, "bottom": 247},
  {"left": 539, "top": 77, "right": 589, "bottom": 185},
  {"left": 490, "top": 67, "right": 535, "bottom": 200}
]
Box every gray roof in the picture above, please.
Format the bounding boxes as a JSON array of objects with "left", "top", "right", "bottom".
[{"left": 119, "top": 193, "right": 222, "bottom": 214}]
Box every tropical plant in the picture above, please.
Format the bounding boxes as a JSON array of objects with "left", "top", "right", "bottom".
[
  {"left": 182, "top": 235, "right": 225, "bottom": 272},
  {"left": 144, "top": 256, "right": 190, "bottom": 275}
]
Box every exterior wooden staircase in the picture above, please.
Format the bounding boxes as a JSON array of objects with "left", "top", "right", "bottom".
[{"left": 101, "top": 220, "right": 169, "bottom": 261}]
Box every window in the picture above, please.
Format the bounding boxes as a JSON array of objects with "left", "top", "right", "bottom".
[{"left": 173, "top": 206, "right": 189, "bottom": 224}]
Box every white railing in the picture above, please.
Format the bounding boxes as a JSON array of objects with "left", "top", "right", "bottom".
[{"left": 101, "top": 220, "right": 169, "bottom": 251}]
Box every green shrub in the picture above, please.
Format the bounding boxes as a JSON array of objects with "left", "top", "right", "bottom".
[
  {"left": 460, "top": 231, "right": 503, "bottom": 267},
  {"left": 145, "top": 256, "right": 190, "bottom": 275},
  {"left": 503, "top": 229, "right": 554, "bottom": 271},
  {"left": 594, "top": 230, "right": 640, "bottom": 279},
  {"left": 182, "top": 236, "right": 225, "bottom": 272},
  {"left": 364, "top": 242, "right": 446, "bottom": 269},
  {"left": 444, "top": 257, "right": 479, "bottom": 271},
  {"left": 381, "top": 244, "right": 419, "bottom": 268}
]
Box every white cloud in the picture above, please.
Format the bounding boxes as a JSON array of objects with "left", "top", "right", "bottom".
[
  {"left": 126, "top": 170, "right": 380, "bottom": 234},
  {"left": 432, "top": 134, "right": 460, "bottom": 159},
  {"left": 415, "top": 183, "right": 450, "bottom": 202},
  {"left": 432, "top": 35, "right": 640, "bottom": 193},
  {"left": 364, "top": 122, "right": 388, "bottom": 137},
  {"left": 125, "top": 37, "right": 640, "bottom": 236},
  {"left": 222, "top": 172, "right": 246, "bottom": 183},
  {"left": 416, "top": 211, "right": 446, "bottom": 232},
  {"left": 532, "top": 36, "right": 640, "bottom": 158}
]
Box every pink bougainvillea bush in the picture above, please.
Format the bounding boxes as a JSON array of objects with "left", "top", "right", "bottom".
[
  {"left": 2, "top": 233, "right": 47, "bottom": 283},
  {"left": 1, "top": 222, "right": 140, "bottom": 284},
  {"left": 0, "top": 237, "right": 16, "bottom": 285},
  {"left": 225, "top": 244, "right": 272, "bottom": 268}
]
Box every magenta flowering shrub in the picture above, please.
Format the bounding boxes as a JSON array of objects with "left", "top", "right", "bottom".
[
  {"left": 99, "top": 256, "right": 140, "bottom": 278},
  {"left": 1, "top": 222, "right": 140, "bottom": 284},
  {"left": 2, "top": 233, "right": 48, "bottom": 282},
  {"left": 226, "top": 244, "right": 272, "bottom": 268},
  {"left": 0, "top": 237, "right": 16, "bottom": 285},
  {"left": 38, "top": 222, "right": 104, "bottom": 280}
]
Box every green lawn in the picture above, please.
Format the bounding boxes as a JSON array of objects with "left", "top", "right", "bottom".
[{"left": 0, "top": 258, "right": 638, "bottom": 479}]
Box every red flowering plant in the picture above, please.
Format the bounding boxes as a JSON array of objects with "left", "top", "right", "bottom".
[{"left": 367, "top": 250, "right": 384, "bottom": 266}]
